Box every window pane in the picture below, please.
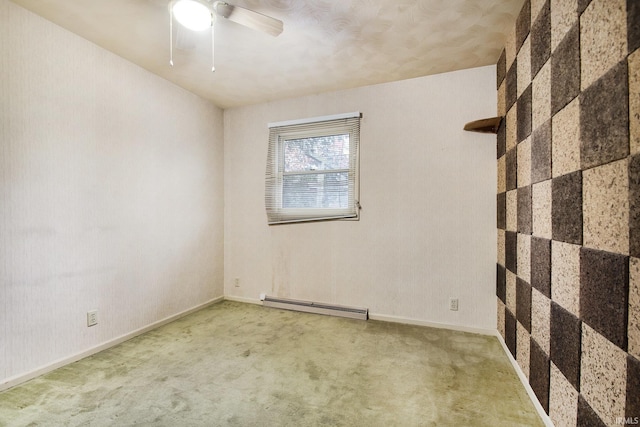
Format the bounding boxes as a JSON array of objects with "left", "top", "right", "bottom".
[
  {"left": 283, "top": 134, "right": 350, "bottom": 172},
  {"left": 283, "top": 172, "right": 349, "bottom": 209}
]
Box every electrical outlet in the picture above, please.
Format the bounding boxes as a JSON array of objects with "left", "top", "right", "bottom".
[
  {"left": 87, "top": 310, "right": 98, "bottom": 327},
  {"left": 234, "top": 278, "right": 240, "bottom": 287},
  {"left": 449, "top": 298, "right": 459, "bottom": 311}
]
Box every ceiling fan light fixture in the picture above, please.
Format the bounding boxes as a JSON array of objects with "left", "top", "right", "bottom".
[
  {"left": 172, "top": 0, "right": 212, "bottom": 31},
  {"left": 168, "top": 0, "right": 282, "bottom": 71}
]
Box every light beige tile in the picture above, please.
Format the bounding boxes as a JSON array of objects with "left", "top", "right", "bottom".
[
  {"left": 630, "top": 49, "right": 640, "bottom": 155},
  {"left": 517, "top": 321, "right": 531, "bottom": 379},
  {"left": 531, "top": 287, "right": 550, "bottom": 356},
  {"left": 629, "top": 257, "right": 640, "bottom": 360},
  {"left": 549, "top": 362, "right": 578, "bottom": 427},
  {"left": 580, "top": 0, "right": 627, "bottom": 90},
  {"left": 498, "top": 79, "right": 506, "bottom": 118},
  {"left": 498, "top": 155, "right": 506, "bottom": 194},
  {"left": 532, "top": 60, "right": 551, "bottom": 132},
  {"left": 507, "top": 104, "right": 518, "bottom": 152},
  {"left": 518, "top": 36, "right": 531, "bottom": 98},
  {"left": 498, "top": 229, "right": 506, "bottom": 267},
  {"left": 581, "top": 323, "right": 628, "bottom": 425},
  {"left": 551, "top": 0, "right": 578, "bottom": 52},
  {"left": 532, "top": 179, "right": 552, "bottom": 239},
  {"left": 531, "top": 0, "right": 547, "bottom": 23},
  {"left": 507, "top": 270, "right": 517, "bottom": 316},
  {"left": 551, "top": 241, "right": 580, "bottom": 317},
  {"left": 507, "top": 189, "right": 518, "bottom": 232},
  {"left": 518, "top": 136, "right": 531, "bottom": 187},
  {"left": 583, "top": 159, "right": 630, "bottom": 255},
  {"left": 518, "top": 234, "right": 531, "bottom": 284},
  {"left": 498, "top": 298, "right": 506, "bottom": 340},
  {"left": 552, "top": 97, "right": 580, "bottom": 177},
  {"left": 506, "top": 22, "right": 517, "bottom": 71}
]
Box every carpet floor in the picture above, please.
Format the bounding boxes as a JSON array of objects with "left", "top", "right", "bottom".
[{"left": 0, "top": 301, "right": 543, "bottom": 426}]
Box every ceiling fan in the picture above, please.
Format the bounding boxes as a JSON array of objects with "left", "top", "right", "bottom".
[{"left": 168, "top": 0, "right": 284, "bottom": 71}]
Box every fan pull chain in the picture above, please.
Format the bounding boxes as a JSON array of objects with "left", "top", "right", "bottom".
[
  {"left": 212, "top": 0, "right": 222, "bottom": 71},
  {"left": 169, "top": 6, "right": 174, "bottom": 66},
  {"left": 211, "top": 18, "right": 215, "bottom": 72}
]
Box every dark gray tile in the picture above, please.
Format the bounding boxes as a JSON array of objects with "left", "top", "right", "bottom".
[
  {"left": 497, "top": 263, "right": 506, "bottom": 303},
  {"left": 497, "top": 49, "right": 507, "bottom": 89},
  {"left": 497, "top": 119, "right": 506, "bottom": 159},
  {"left": 580, "top": 60, "right": 629, "bottom": 170},
  {"left": 518, "top": 84, "right": 532, "bottom": 143},
  {"left": 506, "top": 231, "right": 518, "bottom": 274},
  {"left": 531, "top": 237, "right": 551, "bottom": 298},
  {"left": 551, "top": 23, "right": 580, "bottom": 115},
  {"left": 580, "top": 247, "right": 629, "bottom": 350},
  {"left": 497, "top": 192, "right": 506, "bottom": 230},
  {"left": 578, "top": 0, "right": 592, "bottom": 15},
  {"left": 507, "top": 61, "right": 518, "bottom": 112},
  {"left": 517, "top": 277, "right": 532, "bottom": 332},
  {"left": 531, "top": 119, "right": 551, "bottom": 184},
  {"left": 507, "top": 148, "right": 518, "bottom": 191},
  {"left": 518, "top": 186, "right": 532, "bottom": 234},
  {"left": 629, "top": 0, "right": 640, "bottom": 53},
  {"left": 550, "top": 302, "right": 582, "bottom": 390},
  {"left": 552, "top": 171, "right": 583, "bottom": 245},
  {"left": 530, "top": 337, "right": 550, "bottom": 413},
  {"left": 506, "top": 308, "right": 517, "bottom": 358},
  {"left": 577, "top": 395, "right": 606, "bottom": 427},
  {"left": 630, "top": 154, "right": 640, "bottom": 258},
  {"left": 531, "top": 0, "right": 551, "bottom": 79},
  {"left": 516, "top": 0, "right": 531, "bottom": 53},
  {"left": 627, "top": 355, "right": 640, "bottom": 420}
]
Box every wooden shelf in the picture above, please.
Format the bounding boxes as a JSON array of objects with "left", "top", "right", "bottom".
[{"left": 463, "top": 116, "right": 503, "bottom": 134}]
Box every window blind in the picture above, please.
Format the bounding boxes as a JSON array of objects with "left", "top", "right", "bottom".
[{"left": 265, "top": 113, "right": 361, "bottom": 224}]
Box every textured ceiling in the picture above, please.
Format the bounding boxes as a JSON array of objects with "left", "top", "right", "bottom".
[{"left": 10, "top": 0, "right": 524, "bottom": 109}]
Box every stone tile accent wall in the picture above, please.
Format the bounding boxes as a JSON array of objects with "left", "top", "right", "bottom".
[{"left": 496, "top": 0, "right": 640, "bottom": 425}]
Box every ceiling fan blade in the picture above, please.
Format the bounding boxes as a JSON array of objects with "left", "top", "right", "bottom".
[{"left": 215, "top": 2, "right": 283, "bottom": 37}]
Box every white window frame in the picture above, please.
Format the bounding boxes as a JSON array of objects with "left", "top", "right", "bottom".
[{"left": 265, "top": 112, "right": 361, "bottom": 225}]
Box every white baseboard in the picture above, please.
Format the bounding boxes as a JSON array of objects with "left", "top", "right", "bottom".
[
  {"left": 225, "top": 296, "right": 497, "bottom": 336},
  {"left": 224, "top": 295, "right": 262, "bottom": 305},
  {"left": 368, "top": 312, "right": 496, "bottom": 336},
  {"left": 495, "top": 332, "right": 554, "bottom": 427},
  {"left": 0, "top": 296, "right": 224, "bottom": 392}
]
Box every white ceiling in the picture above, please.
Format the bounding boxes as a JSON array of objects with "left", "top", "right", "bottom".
[{"left": 10, "top": 0, "right": 524, "bottom": 109}]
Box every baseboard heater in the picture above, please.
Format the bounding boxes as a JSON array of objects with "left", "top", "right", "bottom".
[{"left": 262, "top": 296, "right": 368, "bottom": 320}]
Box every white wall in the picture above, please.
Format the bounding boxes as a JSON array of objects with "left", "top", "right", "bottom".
[
  {"left": 0, "top": 0, "right": 224, "bottom": 384},
  {"left": 224, "top": 66, "right": 497, "bottom": 330}
]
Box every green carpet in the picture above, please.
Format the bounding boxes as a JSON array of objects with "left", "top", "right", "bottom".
[{"left": 0, "top": 301, "right": 543, "bottom": 426}]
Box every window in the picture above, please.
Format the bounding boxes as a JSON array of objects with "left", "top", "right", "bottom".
[{"left": 265, "top": 112, "right": 361, "bottom": 224}]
